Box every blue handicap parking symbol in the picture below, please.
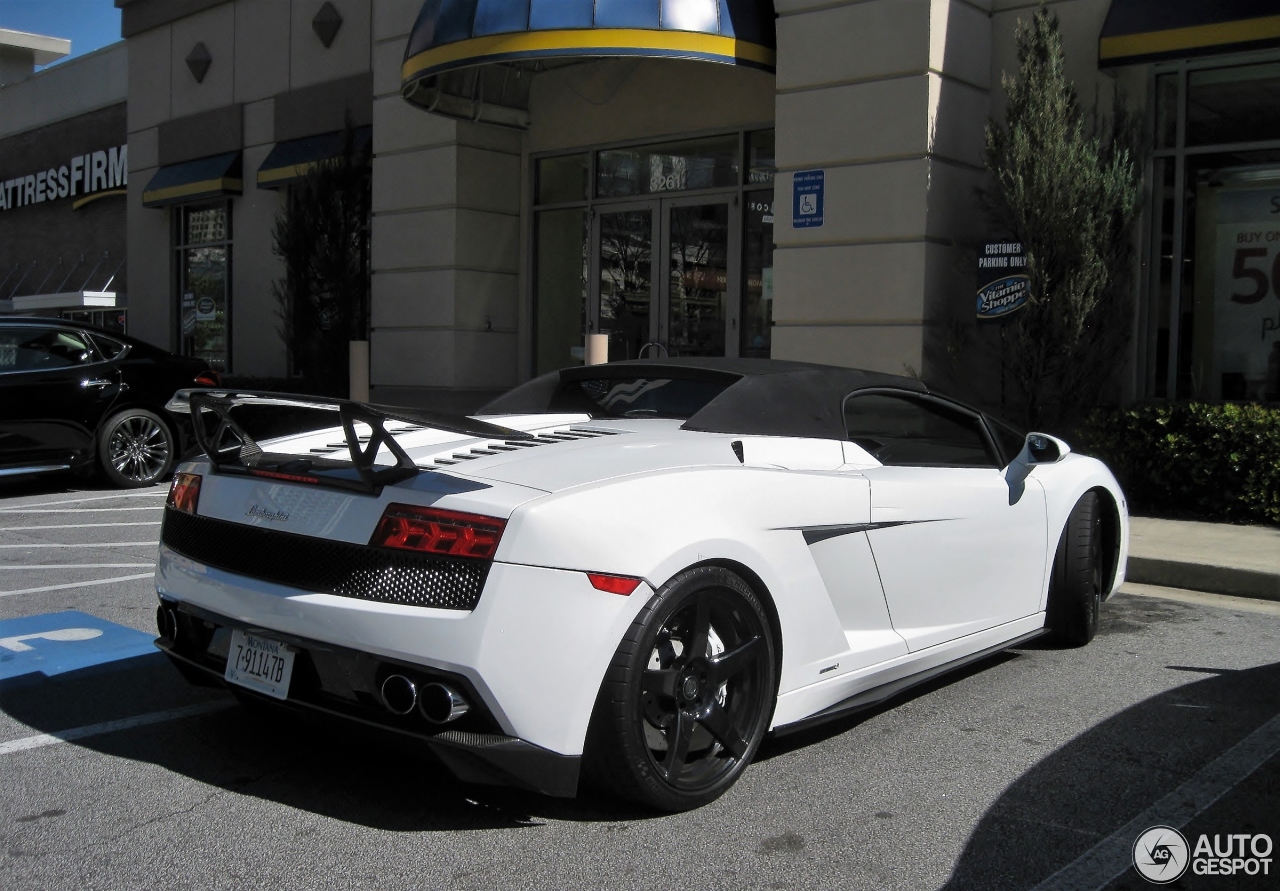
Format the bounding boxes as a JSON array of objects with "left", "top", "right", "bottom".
[
  {"left": 0, "top": 611, "right": 157, "bottom": 681},
  {"left": 792, "top": 169, "right": 825, "bottom": 229}
]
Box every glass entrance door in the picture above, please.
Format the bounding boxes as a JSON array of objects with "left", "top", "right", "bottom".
[
  {"left": 664, "top": 202, "right": 733, "bottom": 357},
  {"left": 595, "top": 207, "right": 655, "bottom": 362},
  {"left": 591, "top": 199, "right": 737, "bottom": 360}
]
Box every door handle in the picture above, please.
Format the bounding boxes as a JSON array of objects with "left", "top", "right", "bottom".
[{"left": 81, "top": 378, "right": 114, "bottom": 389}]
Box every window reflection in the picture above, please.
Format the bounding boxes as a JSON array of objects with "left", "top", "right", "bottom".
[
  {"left": 175, "top": 202, "right": 230, "bottom": 372},
  {"left": 597, "top": 135, "right": 739, "bottom": 198}
]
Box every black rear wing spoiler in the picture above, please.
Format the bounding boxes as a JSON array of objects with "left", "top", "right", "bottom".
[{"left": 169, "top": 389, "right": 532, "bottom": 494}]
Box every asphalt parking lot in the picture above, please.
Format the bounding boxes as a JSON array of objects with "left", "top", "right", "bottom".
[{"left": 1, "top": 478, "right": 1277, "bottom": 891}]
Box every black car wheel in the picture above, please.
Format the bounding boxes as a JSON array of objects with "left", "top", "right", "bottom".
[
  {"left": 585, "top": 566, "right": 777, "bottom": 811},
  {"left": 1046, "top": 491, "right": 1103, "bottom": 646},
  {"left": 99, "top": 408, "right": 175, "bottom": 487}
]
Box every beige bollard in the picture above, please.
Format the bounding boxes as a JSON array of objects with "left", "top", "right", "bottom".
[
  {"left": 349, "top": 340, "right": 370, "bottom": 402},
  {"left": 585, "top": 333, "right": 609, "bottom": 366}
]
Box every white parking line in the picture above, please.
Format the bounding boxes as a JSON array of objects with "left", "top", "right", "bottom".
[
  {"left": 1, "top": 507, "right": 165, "bottom": 514},
  {"left": 0, "top": 701, "right": 234, "bottom": 756},
  {"left": 0, "top": 542, "right": 158, "bottom": 549},
  {"left": 0, "top": 522, "right": 162, "bottom": 531},
  {"left": 0, "top": 564, "right": 156, "bottom": 569},
  {"left": 0, "top": 573, "right": 156, "bottom": 597},
  {"left": 0, "top": 491, "right": 167, "bottom": 510},
  {"left": 1029, "top": 711, "right": 1280, "bottom": 891}
]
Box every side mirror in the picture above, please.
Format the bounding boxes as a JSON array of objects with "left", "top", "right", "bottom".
[{"left": 1025, "top": 432, "right": 1069, "bottom": 465}]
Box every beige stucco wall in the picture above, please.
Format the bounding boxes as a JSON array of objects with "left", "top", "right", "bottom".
[
  {"left": 770, "top": 0, "right": 994, "bottom": 384},
  {"left": 124, "top": 0, "right": 371, "bottom": 376},
  {"left": 368, "top": 0, "right": 522, "bottom": 410},
  {"left": 0, "top": 41, "right": 127, "bottom": 141}
]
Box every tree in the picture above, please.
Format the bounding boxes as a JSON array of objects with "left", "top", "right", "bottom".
[
  {"left": 980, "top": 7, "right": 1142, "bottom": 430},
  {"left": 272, "top": 124, "right": 370, "bottom": 396}
]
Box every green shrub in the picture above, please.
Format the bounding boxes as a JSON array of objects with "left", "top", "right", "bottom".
[{"left": 1083, "top": 403, "right": 1280, "bottom": 526}]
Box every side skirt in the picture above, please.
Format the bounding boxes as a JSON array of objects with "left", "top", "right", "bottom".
[{"left": 771, "top": 628, "right": 1047, "bottom": 737}]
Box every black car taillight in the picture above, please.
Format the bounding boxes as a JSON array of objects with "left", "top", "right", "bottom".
[
  {"left": 369, "top": 504, "right": 505, "bottom": 559},
  {"left": 167, "top": 472, "right": 201, "bottom": 515},
  {"left": 194, "top": 370, "right": 221, "bottom": 386}
]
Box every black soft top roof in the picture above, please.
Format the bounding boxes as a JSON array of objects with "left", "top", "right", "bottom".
[{"left": 479, "top": 358, "right": 930, "bottom": 440}]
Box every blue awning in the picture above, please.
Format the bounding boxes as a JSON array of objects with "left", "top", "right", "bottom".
[
  {"left": 1100, "top": 0, "right": 1280, "bottom": 66},
  {"left": 401, "top": 0, "right": 777, "bottom": 99},
  {"left": 256, "top": 126, "right": 372, "bottom": 188},
  {"left": 142, "top": 152, "right": 242, "bottom": 208}
]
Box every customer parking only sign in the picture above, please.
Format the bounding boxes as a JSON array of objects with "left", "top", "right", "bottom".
[{"left": 976, "top": 241, "right": 1030, "bottom": 319}]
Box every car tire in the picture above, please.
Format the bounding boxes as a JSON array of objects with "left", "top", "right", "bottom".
[
  {"left": 98, "top": 408, "right": 176, "bottom": 488},
  {"left": 584, "top": 566, "right": 777, "bottom": 811},
  {"left": 1046, "top": 491, "right": 1103, "bottom": 647}
]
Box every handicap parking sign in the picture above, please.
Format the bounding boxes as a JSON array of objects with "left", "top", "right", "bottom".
[
  {"left": 0, "top": 611, "right": 157, "bottom": 681},
  {"left": 792, "top": 170, "right": 825, "bottom": 229}
]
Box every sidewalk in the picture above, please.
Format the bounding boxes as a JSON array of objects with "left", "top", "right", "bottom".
[{"left": 1126, "top": 516, "right": 1280, "bottom": 602}]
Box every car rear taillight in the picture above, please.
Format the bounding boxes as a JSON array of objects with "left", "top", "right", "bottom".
[
  {"left": 369, "top": 504, "right": 506, "bottom": 559},
  {"left": 167, "top": 472, "right": 201, "bottom": 515},
  {"left": 586, "top": 573, "right": 642, "bottom": 596},
  {"left": 194, "top": 370, "right": 221, "bottom": 386}
]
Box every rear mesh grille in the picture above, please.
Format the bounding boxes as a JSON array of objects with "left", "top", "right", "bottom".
[{"left": 161, "top": 508, "right": 489, "bottom": 611}]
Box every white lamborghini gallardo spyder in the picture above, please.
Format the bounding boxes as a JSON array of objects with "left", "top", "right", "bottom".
[{"left": 156, "top": 359, "right": 1128, "bottom": 811}]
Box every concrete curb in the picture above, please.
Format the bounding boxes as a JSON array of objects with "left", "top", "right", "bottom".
[{"left": 1126, "top": 556, "right": 1280, "bottom": 604}]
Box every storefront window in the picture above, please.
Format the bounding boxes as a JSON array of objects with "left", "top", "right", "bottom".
[
  {"left": 1155, "top": 74, "right": 1178, "bottom": 150},
  {"left": 534, "top": 208, "right": 588, "bottom": 375},
  {"left": 174, "top": 202, "right": 231, "bottom": 372},
  {"left": 1184, "top": 153, "right": 1280, "bottom": 401},
  {"left": 536, "top": 153, "right": 589, "bottom": 204},
  {"left": 742, "top": 190, "right": 774, "bottom": 357},
  {"left": 1187, "top": 62, "right": 1280, "bottom": 147},
  {"left": 596, "top": 135, "right": 739, "bottom": 198},
  {"left": 1147, "top": 57, "right": 1280, "bottom": 402},
  {"left": 746, "top": 129, "right": 776, "bottom": 185}
]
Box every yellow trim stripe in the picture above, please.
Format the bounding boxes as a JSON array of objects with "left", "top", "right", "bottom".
[
  {"left": 257, "top": 162, "right": 321, "bottom": 186},
  {"left": 1101, "top": 14, "right": 1280, "bottom": 60},
  {"left": 71, "top": 188, "right": 126, "bottom": 211},
  {"left": 402, "top": 28, "right": 776, "bottom": 82},
  {"left": 142, "top": 176, "right": 243, "bottom": 206}
]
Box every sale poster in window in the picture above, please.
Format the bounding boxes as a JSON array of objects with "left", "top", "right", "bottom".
[{"left": 1208, "top": 186, "right": 1280, "bottom": 400}]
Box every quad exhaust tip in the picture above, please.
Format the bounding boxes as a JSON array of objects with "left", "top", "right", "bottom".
[
  {"left": 156, "top": 605, "right": 178, "bottom": 642},
  {"left": 380, "top": 674, "right": 418, "bottom": 715},
  {"left": 419, "top": 682, "right": 469, "bottom": 724}
]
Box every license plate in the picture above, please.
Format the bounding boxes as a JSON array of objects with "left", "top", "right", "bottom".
[{"left": 225, "top": 629, "right": 295, "bottom": 700}]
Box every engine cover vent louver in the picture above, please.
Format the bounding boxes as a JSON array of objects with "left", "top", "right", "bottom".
[{"left": 428, "top": 427, "right": 620, "bottom": 467}]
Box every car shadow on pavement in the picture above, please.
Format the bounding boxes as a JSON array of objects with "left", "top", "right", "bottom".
[
  {"left": 937, "top": 658, "right": 1280, "bottom": 891},
  {"left": 0, "top": 652, "right": 654, "bottom": 831}
]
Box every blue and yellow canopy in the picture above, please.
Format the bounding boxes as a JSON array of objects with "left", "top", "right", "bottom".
[
  {"left": 1100, "top": 0, "right": 1280, "bottom": 66},
  {"left": 402, "top": 0, "right": 776, "bottom": 96}
]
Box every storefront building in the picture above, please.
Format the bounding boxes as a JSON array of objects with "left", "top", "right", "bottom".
[
  {"left": 0, "top": 35, "right": 129, "bottom": 329},
  {"left": 108, "top": 0, "right": 1280, "bottom": 408}
]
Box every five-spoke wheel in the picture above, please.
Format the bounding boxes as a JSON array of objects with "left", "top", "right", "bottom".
[
  {"left": 98, "top": 408, "right": 175, "bottom": 488},
  {"left": 586, "top": 566, "right": 777, "bottom": 811}
]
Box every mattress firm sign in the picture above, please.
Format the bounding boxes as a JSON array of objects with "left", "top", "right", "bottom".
[
  {"left": 0, "top": 145, "right": 127, "bottom": 212},
  {"left": 976, "top": 241, "right": 1030, "bottom": 319}
]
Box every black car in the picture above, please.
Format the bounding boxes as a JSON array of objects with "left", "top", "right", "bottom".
[{"left": 0, "top": 317, "right": 217, "bottom": 487}]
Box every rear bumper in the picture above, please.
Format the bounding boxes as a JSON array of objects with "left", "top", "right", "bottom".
[
  {"left": 156, "top": 602, "right": 581, "bottom": 797},
  {"left": 156, "top": 544, "right": 649, "bottom": 763}
]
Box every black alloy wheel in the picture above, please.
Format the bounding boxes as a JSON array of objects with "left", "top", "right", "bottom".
[
  {"left": 585, "top": 566, "right": 777, "bottom": 811},
  {"left": 1047, "top": 491, "right": 1104, "bottom": 646},
  {"left": 98, "top": 408, "right": 176, "bottom": 488}
]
